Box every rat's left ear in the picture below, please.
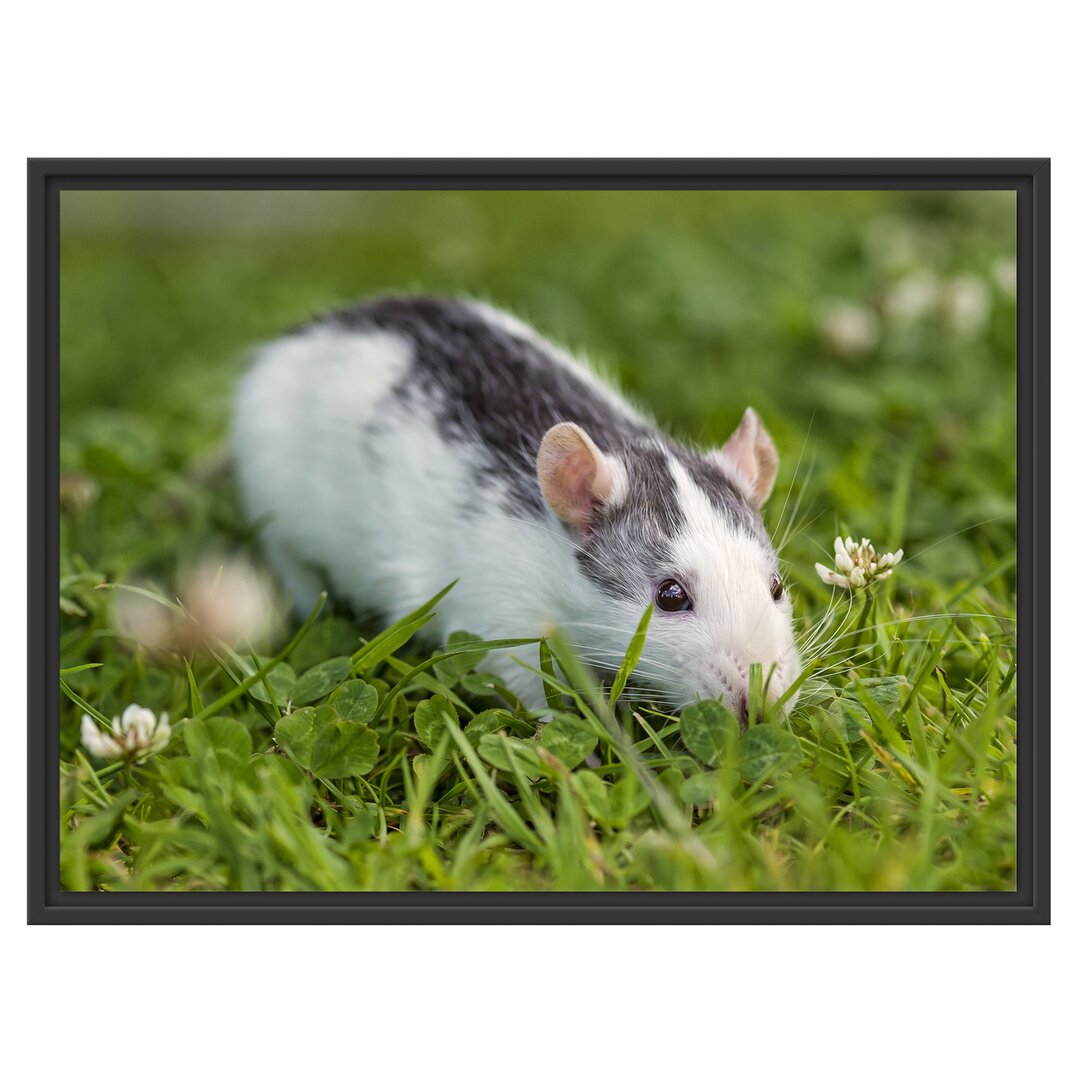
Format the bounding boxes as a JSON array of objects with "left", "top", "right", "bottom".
[
  {"left": 536, "top": 422, "right": 625, "bottom": 530},
  {"left": 710, "top": 407, "right": 779, "bottom": 507}
]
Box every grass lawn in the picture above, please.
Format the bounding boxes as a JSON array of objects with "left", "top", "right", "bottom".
[{"left": 58, "top": 188, "right": 1017, "bottom": 891}]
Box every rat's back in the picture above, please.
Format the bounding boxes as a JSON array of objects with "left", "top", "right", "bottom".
[{"left": 232, "top": 296, "right": 640, "bottom": 649}]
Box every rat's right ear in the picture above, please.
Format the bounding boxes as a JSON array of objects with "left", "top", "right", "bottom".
[
  {"left": 536, "top": 422, "right": 625, "bottom": 529},
  {"left": 709, "top": 407, "right": 780, "bottom": 508}
]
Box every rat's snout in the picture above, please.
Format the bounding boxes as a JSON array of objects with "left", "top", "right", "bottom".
[
  {"left": 715, "top": 652, "right": 787, "bottom": 723},
  {"left": 716, "top": 651, "right": 752, "bottom": 723},
  {"left": 708, "top": 637, "right": 798, "bottom": 724}
]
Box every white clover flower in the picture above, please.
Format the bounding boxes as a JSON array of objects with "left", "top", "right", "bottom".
[
  {"left": 59, "top": 471, "right": 100, "bottom": 515},
  {"left": 817, "top": 301, "right": 881, "bottom": 357},
  {"left": 816, "top": 536, "right": 903, "bottom": 590},
  {"left": 991, "top": 256, "right": 1016, "bottom": 299},
  {"left": 113, "top": 588, "right": 175, "bottom": 651},
  {"left": 180, "top": 556, "right": 275, "bottom": 649},
  {"left": 941, "top": 274, "right": 991, "bottom": 337},
  {"left": 114, "top": 555, "right": 277, "bottom": 655},
  {"left": 80, "top": 704, "right": 172, "bottom": 763},
  {"left": 882, "top": 272, "right": 939, "bottom": 323}
]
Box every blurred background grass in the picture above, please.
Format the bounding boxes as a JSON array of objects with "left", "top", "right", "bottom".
[
  {"left": 58, "top": 188, "right": 1018, "bottom": 892},
  {"left": 60, "top": 187, "right": 1016, "bottom": 588}
]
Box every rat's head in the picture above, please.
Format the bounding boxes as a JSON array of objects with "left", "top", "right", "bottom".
[{"left": 537, "top": 408, "right": 801, "bottom": 719}]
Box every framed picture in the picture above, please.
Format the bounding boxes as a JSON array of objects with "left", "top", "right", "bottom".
[{"left": 29, "top": 159, "right": 1049, "bottom": 923}]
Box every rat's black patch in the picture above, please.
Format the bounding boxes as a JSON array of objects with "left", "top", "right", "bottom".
[
  {"left": 328, "top": 296, "right": 654, "bottom": 516},
  {"left": 674, "top": 449, "right": 768, "bottom": 548},
  {"left": 321, "top": 296, "right": 768, "bottom": 564},
  {"left": 576, "top": 444, "right": 685, "bottom": 600}
]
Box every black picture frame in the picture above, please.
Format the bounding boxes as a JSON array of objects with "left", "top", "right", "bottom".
[{"left": 29, "top": 158, "right": 1050, "bottom": 924}]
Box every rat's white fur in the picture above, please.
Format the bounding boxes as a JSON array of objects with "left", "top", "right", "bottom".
[
  {"left": 651, "top": 459, "right": 800, "bottom": 709},
  {"left": 233, "top": 306, "right": 800, "bottom": 712}
]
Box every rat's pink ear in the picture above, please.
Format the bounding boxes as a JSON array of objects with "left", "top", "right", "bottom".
[
  {"left": 710, "top": 407, "right": 779, "bottom": 508},
  {"left": 536, "top": 422, "right": 624, "bottom": 529}
]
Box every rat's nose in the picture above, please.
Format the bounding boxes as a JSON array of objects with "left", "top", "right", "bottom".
[{"left": 735, "top": 691, "right": 749, "bottom": 725}]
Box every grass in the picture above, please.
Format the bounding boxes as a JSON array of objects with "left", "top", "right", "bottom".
[{"left": 58, "top": 188, "right": 1017, "bottom": 892}]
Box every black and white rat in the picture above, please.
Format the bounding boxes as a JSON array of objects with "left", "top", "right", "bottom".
[{"left": 233, "top": 297, "right": 801, "bottom": 717}]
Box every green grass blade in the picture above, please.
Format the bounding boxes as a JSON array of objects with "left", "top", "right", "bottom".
[{"left": 608, "top": 604, "right": 652, "bottom": 707}]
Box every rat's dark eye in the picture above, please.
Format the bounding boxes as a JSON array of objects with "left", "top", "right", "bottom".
[
  {"left": 655, "top": 579, "right": 693, "bottom": 613},
  {"left": 770, "top": 572, "right": 784, "bottom": 602}
]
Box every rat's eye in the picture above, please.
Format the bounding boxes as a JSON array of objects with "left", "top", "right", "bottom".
[
  {"left": 770, "top": 572, "right": 784, "bottom": 602},
  {"left": 655, "top": 579, "right": 693, "bottom": 613}
]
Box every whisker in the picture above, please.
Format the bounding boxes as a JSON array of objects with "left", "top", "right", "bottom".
[
  {"left": 775, "top": 461, "right": 814, "bottom": 555},
  {"left": 511, "top": 517, "right": 611, "bottom": 571},
  {"left": 819, "top": 611, "right": 1015, "bottom": 648},
  {"left": 776, "top": 507, "right": 828, "bottom": 556},
  {"left": 903, "top": 516, "right": 1012, "bottom": 564},
  {"left": 798, "top": 590, "right": 856, "bottom": 654},
  {"left": 772, "top": 415, "right": 815, "bottom": 549}
]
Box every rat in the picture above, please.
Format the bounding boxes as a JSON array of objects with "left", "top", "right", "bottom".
[{"left": 233, "top": 296, "right": 801, "bottom": 718}]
